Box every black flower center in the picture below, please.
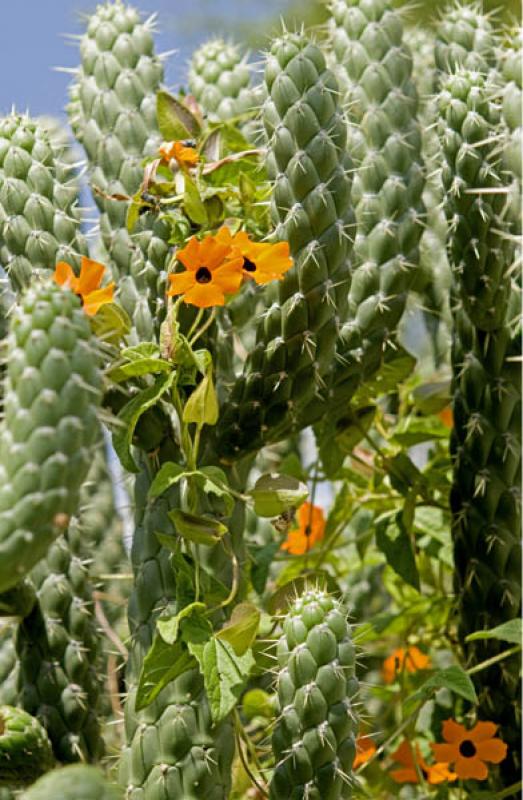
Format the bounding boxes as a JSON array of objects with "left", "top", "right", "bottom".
[
  {"left": 304, "top": 525, "right": 312, "bottom": 537},
  {"left": 459, "top": 740, "right": 477, "bottom": 758},
  {"left": 196, "top": 266, "right": 212, "bottom": 284},
  {"left": 243, "top": 257, "right": 257, "bottom": 272}
]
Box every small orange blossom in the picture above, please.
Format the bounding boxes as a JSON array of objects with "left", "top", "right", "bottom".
[
  {"left": 390, "top": 740, "right": 457, "bottom": 785},
  {"left": 382, "top": 646, "right": 431, "bottom": 684},
  {"left": 159, "top": 140, "right": 199, "bottom": 168},
  {"left": 216, "top": 226, "right": 293, "bottom": 285},
  {"left": 53, "top": 257, "right": 114, "bottom": 316},
  {"left": 167, "top": 234, "right": 244, "bottom": 308},
  {"left": 353, "top": 734, "right": 377, "bottom": 769},
  {"left": 431, "top": 719, "right": 507, "bottom": 781},
  {"left": 280, "top": 502, "right": 325, "bottom": 556},
  {"left": 439, "top": 406, "right": 453, "bottom": 428}
]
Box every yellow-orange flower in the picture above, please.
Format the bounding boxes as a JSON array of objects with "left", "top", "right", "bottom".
[
  {"left": 216, "top": 226, "right": 293, "bottom": 285},
  {"left": 382, "top": 646, "right": 431, "bottom": 684},
  {"left": 353, "top": 735, "right": 377, "bottom": 769},
  {"left": 166, "top": 234, "right": 243, "bottom": 308},
  {"left": 280, "top": 502, "right": 325, "bottom": 556},
  {"left": 159, "top": 140, "right": 199, "bottom": 168},
  {"left": 439, "top": 406, "right": 453, "bottom": 428},
  {"left": 431, "top": 719, "right": 507, "bottom": 781},
  {"left": 390, "top": 740, "right": 457, "bottom": 785},
  {"left": 53, "top": 257, "right": 114, "bottom": 316}
]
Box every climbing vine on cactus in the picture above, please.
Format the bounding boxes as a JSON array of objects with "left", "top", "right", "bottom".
[{"left": 0, "top": 1, "right": 520, "bottom": 799}]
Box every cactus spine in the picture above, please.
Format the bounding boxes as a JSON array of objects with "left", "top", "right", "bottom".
[
  {"left": 0, "top": 282, "right": 102, "bottom": 592},
  {"left": 216, "top": 31, "right": 355, "bottom": 458},
  {"left": 435, "top": 1, "right": 497, "bottom": 77},
  {"left": 437, "top": 68, "right": 521, "bottom": 780},
  {"left": 270, "top": 588, "right": 358, "bottom": 799}
]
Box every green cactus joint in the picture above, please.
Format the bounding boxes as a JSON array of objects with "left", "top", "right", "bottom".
[
  {"left": 188, "top": 39, "right": 255, "bottom": 122},
  {"left": 0, "top": 706, "right": 54, "bottom": 787},
  {"left": 20, "top": 765, "right": 122, "bottom": 800},
  {"left": 270, "top": 588, "right": 359, "bottom": 800}
]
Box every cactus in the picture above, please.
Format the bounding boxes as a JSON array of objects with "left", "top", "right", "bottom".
[
  {"left": 270, "top": 588, "right": 358, "bottom": 800},
  {"left": 188, "top": 39, "right": 255, "bottom": 123},
  {"left": 0, "top": 706, "right": 54, "bottom": 787},
  {"left": 21, "top": 765, "right": 122, "bottom": 800},
  {"left": 500, "top": 28, "right": 522, "bottom": 231},
  {"left": 0, "top": 632, "right": 17, "bottom": 708},
  {"left": 70, "top": 0, "right": 170, "bottom": 339},
  {"left": 327, "top": 0, "right": 426, "bottom": 380},
  {"left": 0, "top": 114, "right": 87, "bottom": 292},
  {"left": 0, "top": 281, "right": 102, "bottom": 592},
  {"left": 437, "top": 67, "right": 521, "bottom": 780},
  {"left": 435, "top": 1, "right": 497, "bottom": 76},
  {"left": 216, "top": 31, "right": 355, "bottom": 458}
]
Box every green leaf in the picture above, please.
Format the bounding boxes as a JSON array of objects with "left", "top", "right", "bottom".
[
  {"left": 149, "top": 462, "right": 185, "bottom": 498},
  {"left": 135, "top": 635, "right": 195, "bottom": 710},
  {"left": 149, "top": 464, "right": 233, "bottom": 514},
  {"left": 183, "top": 370, "right": 218, "bottom": 426},
  {"left": 157, "top": 601, "right": 208, "bottom": 645},
  {"left": 335, "top": 406, "right": 377, "bottom": 454},
  {"left": 216, "top": 603, "right": 261, "bottom": 656},
  {"left": 157, "top": 90, "right": 200, "bottom": 140},
  {"left": 183, "top": 175, "right": 208, "bottom": 225},
  {"left": 392, "top": 415, "right": 450, "bottom": 446},
  {"left": 384, "top": 452, "right": 426, "bottom": 497},
  {"left": 404, "top": 666, "right": 477, "bottom": 714},
  {"left": 126, "top": 200, "right": 141, "bottom": 234},
  {"left": 190, "top": 638, "right": 255, "bottom": 723},
  {"left": 249, "top": 473, "right": 308, "bottom": 518},
  {"left": 376, "top": 512, "right": 420, "bottom": 591},
  {"left": 249, "top": 542, "right": 279, "bottom": 595},
  {"left": 123, "top": 343, "right": 161, "bottom": 360},
  {"left": 466, "top": 619, "right": 522, "bottom": 645},
  {"left": 108, "top": 357, "right": 173, "bottom": 383},
  {"left": 112, "top": 372, "right": 176, "bottom": 472},
  {"left": 90, "top": 302, "right": 131, "bottom": 346},
  {"left": 170, "top": 553, "right": 229, "bottom": 608},
  {"left": 411, "top": 380, "right": 451, "bottom": 415},
  {"left": 242, "top": 689, "right": 274, "bottom": 721},
  {"left": 168, "top": 509, "right": 227, "bottom": 546}
]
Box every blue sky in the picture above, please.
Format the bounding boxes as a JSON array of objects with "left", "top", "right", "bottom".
[{"left": 0, "top": 0, "right": 291, "bottom": 120}]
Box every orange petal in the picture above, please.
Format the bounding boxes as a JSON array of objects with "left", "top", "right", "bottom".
[
  {"left": 353, "top": 736, "right": 376, "bottom": 768},
  {"left": 213, "top": 258, "right": 244, "bottom": 295},
  {"left": 167, "top": 270, "right": 197, "bottom": 296},
  {"left": 159, "top": 141, "right": 176, "bottom": 161},
  {"left": 54, "top": 261, "right": 77, "bottom": 290},
  {"left": 199, "top": 237, "right": 233, "bottom": 270},
  {"left": 177, "top": 237, "right": 201, "bottom": 271},
  {"left": 475, "top": 738, "right": 507, "bottom": 764},
  {"left": 280, "top": 529, "right": 308, "bottom": 556},
  {"left": 82, "top": 284, "right": 115, "bottom": 316},
  {"left": 470, "top": 722, "right": 499, "bottom": 742},
  {"left": 427, "top": 763, "right": 458, "bottom": 784},
  {"left": 390, "top": 767, "right": 419, "bottom": 784},
  {"left": 431, "top": 743, "right": 457, "bottom": 763},
  {"left": 183, "top": 282, "right": 225, "bottom": 308},
  {"left": 391, "top": 740, "right": 415, "bottom": 768},
  {"left": 442, "top": 719, "right": 467, "bottom": 744},
  {"left": 77, "top": 256, "right": 106, "bottom": 296},
  {"left": 455, "top": 756, "right": 489, "bottom": 781}
]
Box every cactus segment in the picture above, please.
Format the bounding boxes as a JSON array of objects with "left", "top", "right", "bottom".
[
  {"left": 71, "top": 0, "right": 170, "bottom": 339},
  {"left": 188, "top": 39, "right": 255, "bottom": 122},
  {"left": 435, "top": 1, "right": 497, "bottom": 76},
  {"left": 216, "top": 31, "right": 354, "bottom": 459},
  {"left": 270, "top": 588, "right": 358, "bottom": 800},
  {"left": 0, "top": 282, "right": 102, "bottom": 592},
  {"left": 119, "top": 468, "right": 234, "bottom": 799},
  {"left": 21, "top": 765, "right": 122, "bottom": 800},
  {"left": 0, "top": 706, "right": 54, "bottom": 787},
  {"left": 0, "top": 114, "right": 87, "bottom": 292}
]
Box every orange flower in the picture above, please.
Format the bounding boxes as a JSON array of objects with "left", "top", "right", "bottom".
[
  {"left": 166, "top": 234, "right": 243, "bottom": 308},
  {"left": 353, "top": 735, "right": 377, "bottom": 769},
  {"left": 439, "top": 406, "right": 453, "bottom": 428},
  {"left": 280, "top": 502, "right": 325, "bottom": 556},
  {"left": 216, "top": 226, "right": 293, "bottom": 285},
  {"left": 390, "top": 740, "right": 457, "bottom": 785},
  {"left": 431, "top": 719, "right": 507, "bottom": 781},
  {"left": 53, "top": 257, "right": 114, "bottom": 316},
  {"left": 159, "top": 139, "right": 199, "bottom": 168},
  {"left": 382, "top": 646, "right": 431, "bottom": 684}
]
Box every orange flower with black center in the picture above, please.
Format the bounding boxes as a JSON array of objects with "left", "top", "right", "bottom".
[
  {"left": 353, "top": 734, "right": 377, "bottom": 769},
  {"left": 390, "top": 740, "right": 457, "bottom": 785},
  {"left": 382, "top": 646, "right": 431, "bottom": 684},
  {"left": 216, "top": 226, "right": 293, "bottom": 285},
  {"left": 431, "top": 719, "right": 507, "bottom": 780},
  {"left": 439, "top": 406, "right": 453, "bottom": 428},
  {"left": 166, "top": 234, "right": 244, "bottom": 308},
  {"left": 53, "top": 257, "right": 114, "bottom": 316},
  {"left": 280, "top": 502, "right": 325, "bottom": 556},
  {"left": 159, "top": 140, "right": 199, "bottom": 168}
]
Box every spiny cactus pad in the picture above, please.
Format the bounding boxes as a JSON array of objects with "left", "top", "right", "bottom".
[
  {"left": 21, "top": 765, "right": 122, "bottom": 800},
  {"left": 188, "top": 39, "right": 255, "bottom": 122},
  {"left": 270, "top": 589, "right": 358, "bottom": 800},
  {"left": 0, "top": 706, "right": 54, "bottom": 787},
  {"left": 435, "top": 1, "right": 497, "bottom": 76},
  {"left": 0, "top": 281, "right": 102, "bottom": 592}
]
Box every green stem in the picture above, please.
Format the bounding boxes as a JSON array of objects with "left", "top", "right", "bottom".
[
  {"left": 189, "top": 308, "right": 217, "bottom": 347},
  {"left": 186, "top": 308, "right": 204, "bottom": 341},
  {"left": 466, "top": 645, "right": 521, "bottom": 676}
]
